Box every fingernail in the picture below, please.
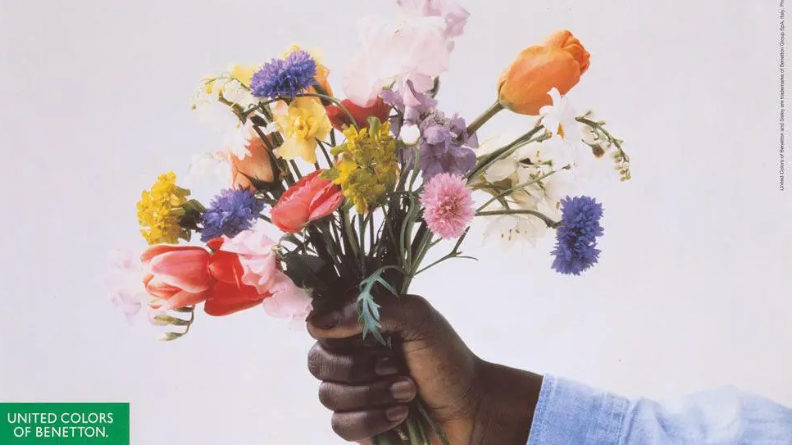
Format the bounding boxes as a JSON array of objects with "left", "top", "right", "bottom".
[
  {"left": 311, "top": 311, "right": 339, "bottom": 330},
  {"left": 375, "top": 357, "right": 399, "bottom": 376},
  {"left": 390, "top": 380, "right": 416, "bottom": 402},
  {"left": 385, "top": 405, "right": 409, "bottom": 422}
]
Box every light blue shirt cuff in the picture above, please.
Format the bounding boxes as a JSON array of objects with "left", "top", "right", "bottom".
[{"left": 527, "top": 374, "right": 628, "bottom": 445}]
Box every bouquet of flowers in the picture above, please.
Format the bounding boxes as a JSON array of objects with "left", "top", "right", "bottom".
[{"left": 110, "top": 0, "right": 630, "bottom": 443}]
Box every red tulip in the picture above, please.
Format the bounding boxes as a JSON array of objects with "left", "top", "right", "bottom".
[
  {"left": 204, "top": 238, "right": 271, "bottom": 316},
  {"left": 140, "top": 238, "right": 275, "bottom": 317},
  {"left": 271, "top": 170, "right": 344, "bottom": 233},
  {"left": 326, "top": 97, "right": 391, "bottom": 131},
  {"left": 141, "top": 245, "right": 215, "bottom": 310}
]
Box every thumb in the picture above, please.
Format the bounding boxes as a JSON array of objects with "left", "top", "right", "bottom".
[{"left": 307, "top": 294, "right": 437, "bottom": 342}]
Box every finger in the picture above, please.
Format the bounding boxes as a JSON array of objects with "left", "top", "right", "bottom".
[
  {"left": 309, "top": 294, "right": 436, "bottom": 342},
  {"left": 307, "top": 342, "right": 403, "bottom": 384},
  {"left": 319, "top": 336, "right": 386, "bottom": 353},
  {"left": 319, "top": 377, "right": 417, "bottom": 412},
  {"left": 331, "top": 406, "right": 410, "bottom": 442}
]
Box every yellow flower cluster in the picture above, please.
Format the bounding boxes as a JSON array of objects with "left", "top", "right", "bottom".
[
  {"left": 325, "top": 119, "right": 399, "bottom": 213},
  {"left": 136, "top": 172, "right": 190, "bottom": 245}
]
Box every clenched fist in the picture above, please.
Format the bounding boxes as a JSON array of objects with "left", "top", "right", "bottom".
[{"left": 307, "top": 295, "right": 543, "bottom": 444}]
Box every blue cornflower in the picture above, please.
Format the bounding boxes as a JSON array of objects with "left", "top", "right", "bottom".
[
  {"left": 200, "top": 189, "right": 265, "bottom": 242},
  {"left": 250, "top": 50, "right": 317, "bottom": 99},
  {"left": 551, "top": 196, "right": 604, "bottom": 275}
]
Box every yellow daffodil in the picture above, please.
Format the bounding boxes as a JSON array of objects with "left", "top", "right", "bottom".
[
  {"left": 230, "top": 64, "right": 257, "bottom": 86},
  {"left": 275, "top": 97, "right": 331, "bottom": 164},
  {"left": 136, "top": 172, "right": 190, "bottom": 245}
]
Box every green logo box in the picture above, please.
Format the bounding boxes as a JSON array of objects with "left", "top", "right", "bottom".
[{"left": 0, "top": 404, "right": 129, "bottom": 445}]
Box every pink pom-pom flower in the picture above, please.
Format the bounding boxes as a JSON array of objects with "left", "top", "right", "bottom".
[{"left": 420, "top": 173, "right": 474, "bottom": 239}]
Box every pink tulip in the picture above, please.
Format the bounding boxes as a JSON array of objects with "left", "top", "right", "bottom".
[{"left": 141, "top": 245, "right": 215, "bottom": 310}]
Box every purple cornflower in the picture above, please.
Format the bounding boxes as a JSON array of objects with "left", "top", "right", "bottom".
[
  {"left": 250, "top": 50, "right": 317, "bottom": 99},
  {"left": 200, "top": 189, "right": 265, "bottom": 242},
  {"left": 383, "top": 82, "right": 477, "bottom": 180},
  {"left": 551, "top": 196, "right": 605, "bottom": 275}
]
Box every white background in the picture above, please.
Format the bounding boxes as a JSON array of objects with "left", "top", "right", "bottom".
[{"left": 1, "top": 0, "right": 790, "bottom": 444}]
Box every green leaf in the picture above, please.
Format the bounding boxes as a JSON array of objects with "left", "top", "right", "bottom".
[
  {"left": 357, "top": 266, "right": 404, "bottom": 345},
  {"left": 153, "top": 314, "right": 191, "bottom": 326},
  {"left": 159, "top": 332, "right": 184, "bottom": 342}
]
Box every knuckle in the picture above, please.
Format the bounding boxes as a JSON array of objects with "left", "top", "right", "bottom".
[
  {"left": 317, "top": 382, "right": 336, "bottom": 409},
  {"left": 403, "top": 294, "right": 433, "bottom": 315},
  {"left": 330, "top": 414, "right": 354, "bottom": 441},
  {"left": 307, "top": 343, "right": 326, "bottom": 379},
  {"left": 402, "top": 296, "right": 437, "bottom": 338}
]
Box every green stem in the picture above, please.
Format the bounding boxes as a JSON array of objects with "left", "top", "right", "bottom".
[
  {"left": 467, "top": 125, "right": 548, "bottom": 182},
  {"left": 576, "top": 116, "right": 629, "bottom": 161},
  {"left": 476, "top": 209, "right": 560, "bottom": 228},
  {"left": 466, "top": 101, "right": 504, "bottom": 137},
  {"left": 476, "top": 169, "right": 563, "bottom": 212}
]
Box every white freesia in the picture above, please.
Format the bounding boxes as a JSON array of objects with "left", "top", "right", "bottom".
[
  {"left": 187, "top": 151, "right": 233, "bottom": 186},
  {"left": 539, "top": 88, "right": 586, "bottom": 168},
  {"left": 484, "top": 214, "right": 548, "bottom": 248}
]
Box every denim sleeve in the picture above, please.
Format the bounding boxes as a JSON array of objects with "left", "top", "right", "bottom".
[{"left": 527, "top": 374, "right": 792, "bottom": 445}]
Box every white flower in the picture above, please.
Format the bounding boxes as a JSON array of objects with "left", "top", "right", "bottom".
[
  {"left": 223, "top": 119, "right": 254, "bottom": 160},
  {"left": 539, "top": 88, "right": 586, "bottom": 168},
  {"left": 575, "top": 120, "right": 620, "bottom": 184},
  {"left": 484, "top": 214, "right": 548, "bottom": 248},
  {"left": 187, "top": 151, "right": 233, "bottom": 186},
  {"left": 400, "top": 124, "right": 421, "bottom": 145}
]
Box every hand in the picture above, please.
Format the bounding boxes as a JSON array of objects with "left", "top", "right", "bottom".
[{"left": 307, "top": 294, "right": 544, "bottom": 444}]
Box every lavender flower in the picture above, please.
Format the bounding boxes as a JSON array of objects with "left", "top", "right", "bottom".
[
  {"left": 551, "top": 196, "right": 604, "bottom": 275},
  {"left": 200, "top": 189, "right": 265, "bottom": 242},
  {"left": 416, "top": 112, "right": 477, "bottom": 179},
  {"left": 250, "top": 50, "right": 317, "bottom": 99},
  {"left": 383, "top": 83, "right": 477, "bottom": 180}
]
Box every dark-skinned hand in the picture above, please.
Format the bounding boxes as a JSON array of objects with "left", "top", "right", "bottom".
[{"left": 307, "top": 294, "right": 544, "bottom": 444}]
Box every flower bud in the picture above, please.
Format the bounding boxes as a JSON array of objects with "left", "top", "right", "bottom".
[{"left": 498, "top": 30, "right": 590, "bottom": 116}]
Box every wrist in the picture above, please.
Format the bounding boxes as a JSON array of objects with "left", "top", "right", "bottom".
[{"left": 470, "top": 361, "right": 543, "bottom": 445}]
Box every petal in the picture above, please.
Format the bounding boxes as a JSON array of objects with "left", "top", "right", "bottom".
[
  {"left": 141, "top": 245, "right": 206, "bottom": 265},
  {"left": 484, "top": 158, "right": 519, "bottom": 183},
  {"left": 148, "top": 249, "right": 214, "bottom": 292},
  {"left": 239, "top": 255, "right": 278, "bottom": 295},
  {"left": 160, "top": 288, "right": 213, "bottom": 311},
  {"left": 145, "top": 276, "right": 180, "bottom": 299},
  {"left": 262, "top": 272, "right": 312, "bottom": 321},
  {"left": 308, "top": 184, "right": 344, "bottom": 222},
  {"left": 204, "top": 281, "right": 267, "bottom": 316},
  {"left": 207, "top": 250, "right": 246, "bottom": 285}
]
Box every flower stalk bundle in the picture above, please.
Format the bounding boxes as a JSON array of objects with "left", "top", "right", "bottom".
[{"left": 111, "top": 1, "right": 632, "bottom": 443}]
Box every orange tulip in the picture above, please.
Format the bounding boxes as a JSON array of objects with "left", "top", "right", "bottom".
[
  {"left": 498, "top": 30, "right": 590, "bottom": 116},
  {"left": 231, "top": 136, "right": 275, "bottom": 191}
]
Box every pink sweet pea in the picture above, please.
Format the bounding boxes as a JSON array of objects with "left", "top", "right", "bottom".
[
  {"left": 397, "top": 0, "right": 470, "bottom": 39},
  {"left": 262, "top": 272, "right": 313, "bottom": 329},
  {"left": 343, "top": 0, "right": 469, "bottom": 107},
  {"left": 213, "top": 227, "right": 279, "bottom": 294},
  {"left": 108, "top": 249, "right": 149, "bottom": 323}
]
